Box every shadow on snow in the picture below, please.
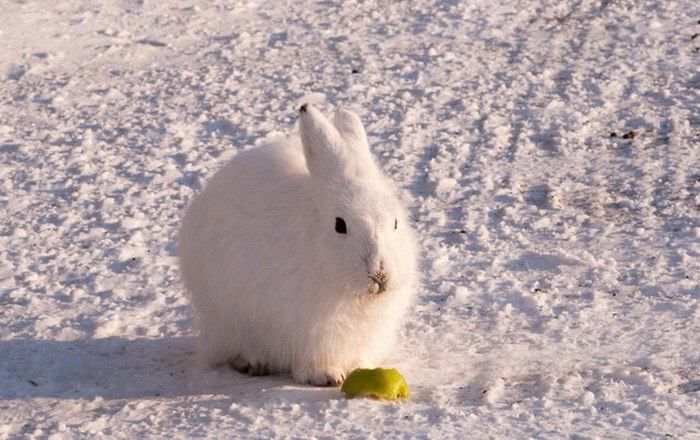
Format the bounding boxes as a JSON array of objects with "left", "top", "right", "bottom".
[{"left": 0, "top": 336, "right": 338, "bottom": 402}]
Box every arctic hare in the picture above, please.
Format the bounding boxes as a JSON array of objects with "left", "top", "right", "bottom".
[{"left": 178, "top": 104, "right": 418, "bottom": 386}]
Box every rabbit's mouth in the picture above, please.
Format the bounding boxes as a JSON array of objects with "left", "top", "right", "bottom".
[{"left": 367, "top": 271, "right": 389, "bottom": 295}]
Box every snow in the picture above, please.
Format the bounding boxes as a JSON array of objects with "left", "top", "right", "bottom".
[{"left": 1, "top": 0, "right": 699, "bottom": 438}]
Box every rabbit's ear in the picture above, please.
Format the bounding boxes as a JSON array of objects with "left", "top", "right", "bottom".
[
  {"left": 299, "top": 104, "right": 348, "bottom": 180},
  {"left": 332, "top": 108, "right": 375, "bottom": 168},
  {"left": 333, "top": 108, "right": 374, "bottom": 174},
  {"left": 333, "top": 108, "right": 368, "bottom": 148}
]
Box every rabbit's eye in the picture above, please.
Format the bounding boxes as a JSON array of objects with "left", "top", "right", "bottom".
[
  {"left": 394, "top": 218, "right": 398, "bottom": 230},
  {"left": 335, "top": 217, "right": 347, "bottom": 234}
]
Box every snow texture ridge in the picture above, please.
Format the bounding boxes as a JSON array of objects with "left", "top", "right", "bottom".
[{"left": 1, "top": 0, "right": 699, "bottom": 438}]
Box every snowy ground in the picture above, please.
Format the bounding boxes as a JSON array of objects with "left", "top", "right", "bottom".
[{"left": 1, "top": 0, "right": 699, "bottom": 438}]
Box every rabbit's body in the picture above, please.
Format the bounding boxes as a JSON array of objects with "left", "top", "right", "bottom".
[{"left": 178, "top": 105, "right": 418, "bottom": 385}]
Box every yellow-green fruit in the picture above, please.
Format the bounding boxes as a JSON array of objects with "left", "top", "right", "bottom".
[{"left": 341, "top": 368, "right": 409, "bottom": 400}]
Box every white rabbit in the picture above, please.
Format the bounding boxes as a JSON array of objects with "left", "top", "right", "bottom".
[{"left": 178, "top": 103, "right": 418, "bottom": 386}]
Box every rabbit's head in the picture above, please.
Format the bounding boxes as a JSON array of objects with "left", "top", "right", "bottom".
[{"left": 298, "top": 104, "right": 417, "bottom": 298}]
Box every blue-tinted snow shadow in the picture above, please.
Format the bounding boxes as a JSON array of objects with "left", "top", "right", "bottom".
[{"left": 0, "top": 337, "right": 339, "bottom": 402}]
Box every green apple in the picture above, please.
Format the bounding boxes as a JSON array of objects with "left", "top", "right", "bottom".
[{"left": 341, "top": 368, "right": 409, "bottom": 400}]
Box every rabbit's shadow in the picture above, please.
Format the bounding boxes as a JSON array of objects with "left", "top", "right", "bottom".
[{"left": 0, "top": 337, "right": 339, "bottom": 403}]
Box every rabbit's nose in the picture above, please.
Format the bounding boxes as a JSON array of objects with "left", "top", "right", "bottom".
[{"left": 369, "top": 270, "right": 389, "bottom": 294}]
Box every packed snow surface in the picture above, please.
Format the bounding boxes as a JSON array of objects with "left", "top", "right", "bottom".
[{"left": 1, "top": 0, "right": 699, "bottom": 438}]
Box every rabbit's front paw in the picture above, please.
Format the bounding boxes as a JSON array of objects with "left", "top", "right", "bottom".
[
  {"left": 227, "top": 355, "right": 269, "bottom": 377},
  {"left": 293, "top": 366, "right": 346, "bottom": 387}
]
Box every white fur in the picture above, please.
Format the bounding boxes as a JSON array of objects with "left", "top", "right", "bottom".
[{"left": 178, "top": 104, "right": 418, "bottom": 386}]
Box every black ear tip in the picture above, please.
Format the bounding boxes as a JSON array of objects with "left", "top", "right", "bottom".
[{"left": 299, "top": 103, "right": 308, "bottom": 114}]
